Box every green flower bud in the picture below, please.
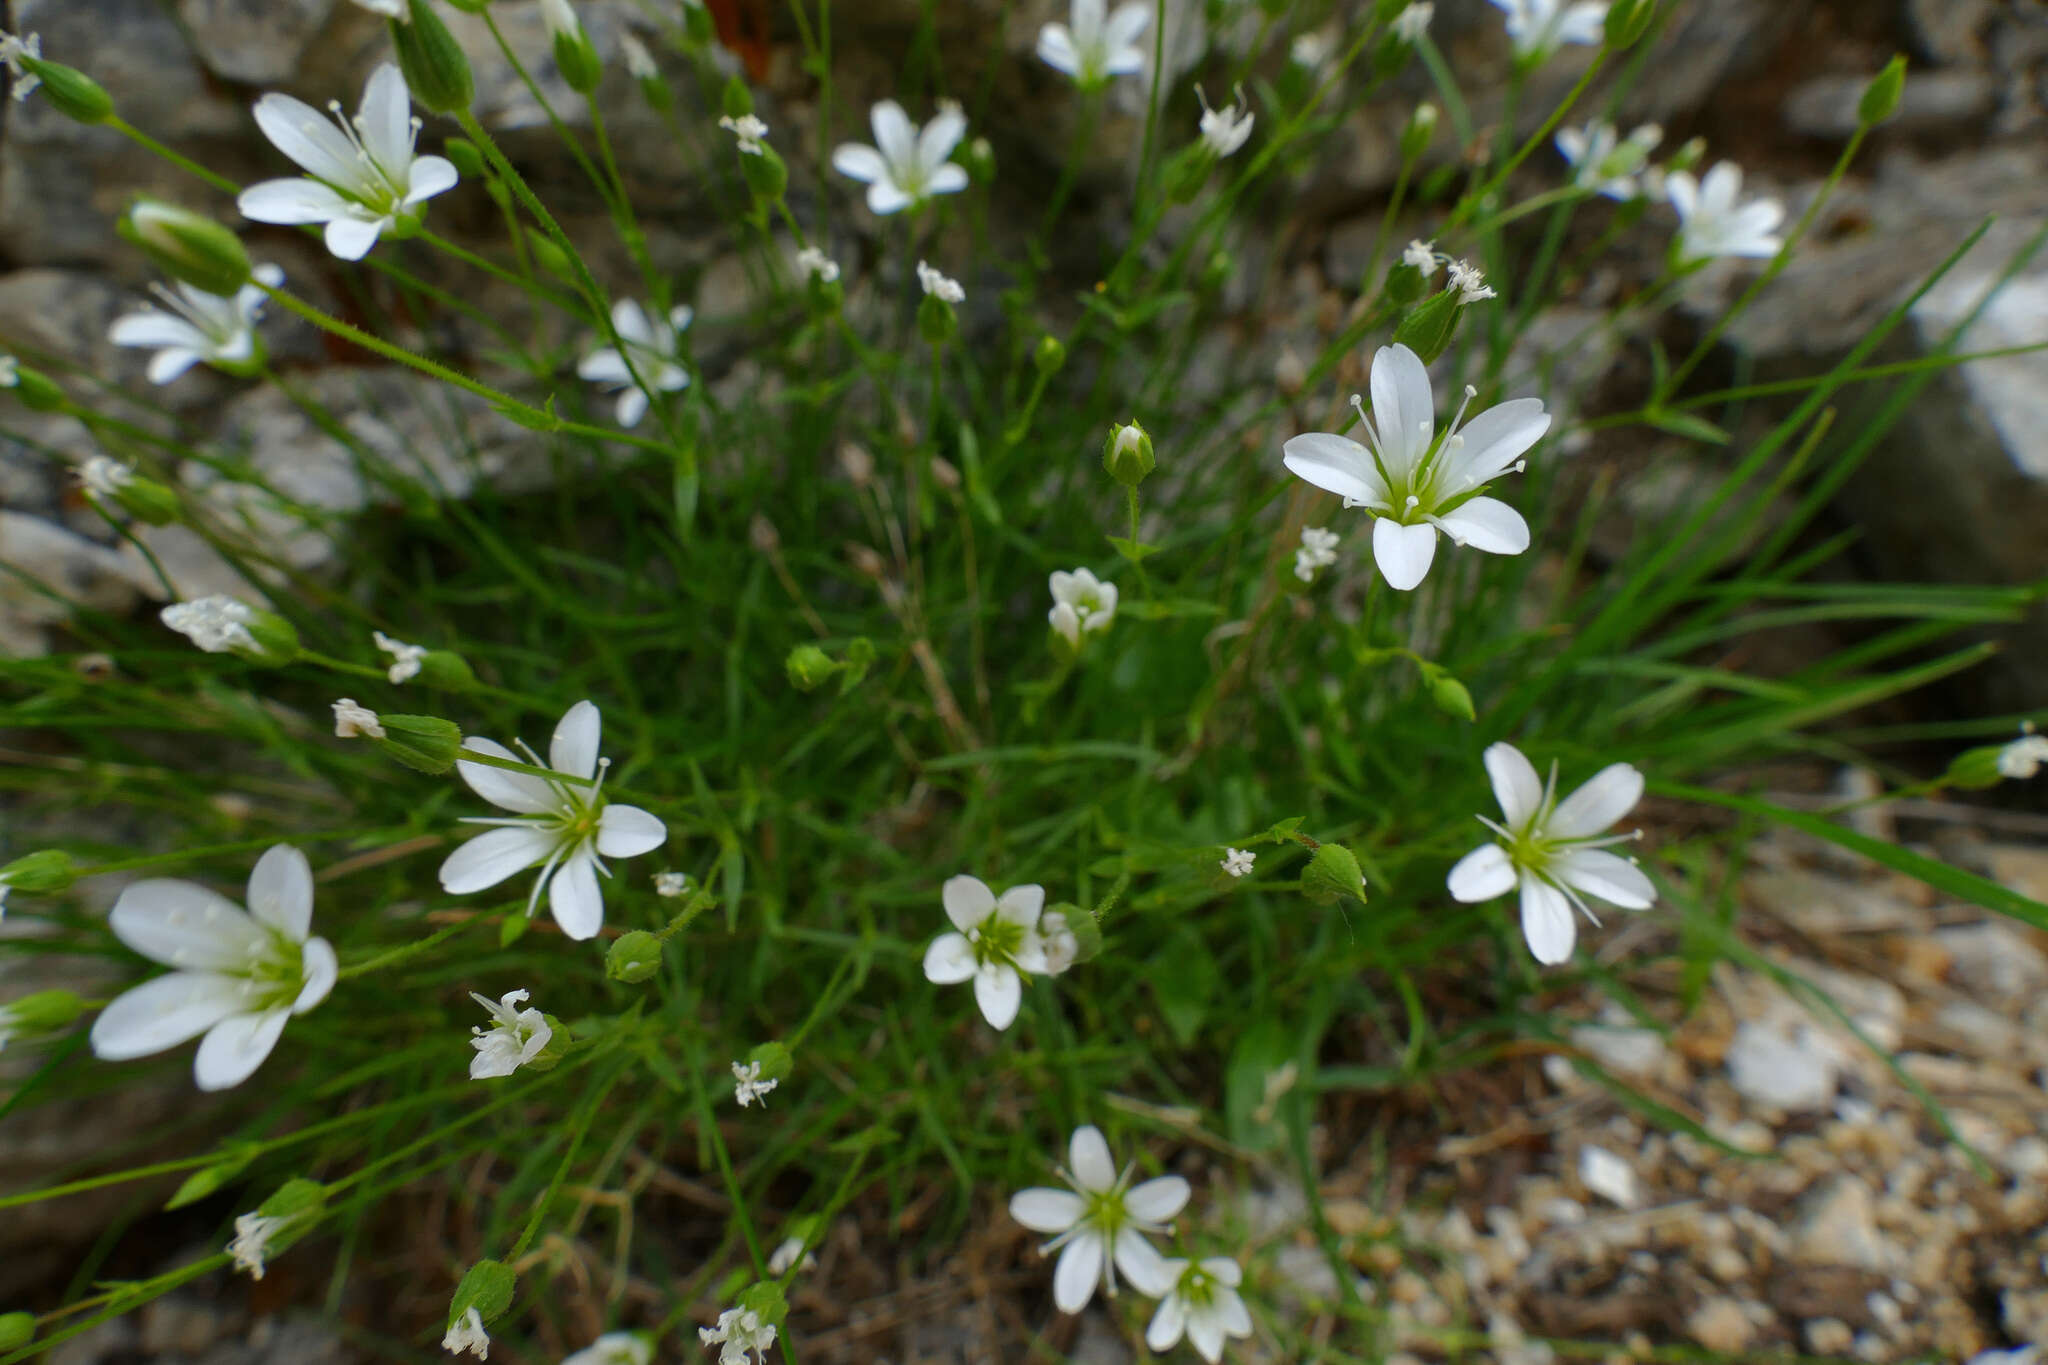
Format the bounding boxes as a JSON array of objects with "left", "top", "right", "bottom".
[
  {"left": 166, "top": 1152, "right": 253, "bottom": 1209},
  {"left": 683, "top": 1, "right": 715, "bottom": 45},
  {"left": 442, "top": 137, "right": 486, "bottom": 179},
  {"left": 838, "top": 637, "right": 875, "bottom": 693},
  {"left": 1667, "top": 136, "right": 1706, "bottom": 172},
  {"left": 526, "top": 1013, "right": 569, "bottom": 1071},
  {"left": 1391, "top": 289, "right": 1461, "bottom": 364},
  {"left": 2, "top": 990, "right": 87, "bottom": 1035},
  {"left": 417, "top": 649, "right": 476, "bottom": 689},
  {"left": 242, "top": 608, "right": 301, "bottom": 666},
  {"left": 744, "top": 1040, "right": 792, "bottom": 1083},
  {"left": 1034, "top": 335, "right": 1067, "bottom": 374},
  {"left": 443, "top": 0, "right": 494, "bottom": 12},
  {"left": 606, "top": 930, "right": 663, "bottom": 983},
  {"left": 1200, "top": 249, "right": 1235, "bottom": 292},
  {"left": 1604, "top": 0, "right": 1657, "bottom": 49},
  {"left": 1043, "top": 902, "right": 1104, "bottom": 965},
  {"left": 528, "top": 231, "right": 575, "bottom": 282},
  {"left": 739, "top": 1280, "right": 789, "bottom": 1329},
  {"left": 961, "top": 136, "right": 997, "bottom": 185},
  {"left": 120, "top": 201, "right": 251, "bottom": 298},
  {"left": 0, "top": 850, "right": 77, "bottom": 894},
  {"left": 112, "top": 473, "right": 183, "bottom": 525},
  {"left": 638, "top": 72, "right": 673, "bottom": 112},
  {"left": 1943, "top": 744, "right": 2007, "bottom": 791},
  {"left": 1420, "top": 664, "right": 1475, "bottom": 722},
  {"left": 0, "top": 1312, "right": 34, "bottom": 1351},
  {"left": 1383, "top": 258, "right": 1427, "bottom": 304},
  {"left": 257, "top": 1177, "right": 326, "bottom": 1221},
  {"left": 1300, "top": 840, "right": 1369, "bottom": 906},
  {"left": 1400, "top": 102, "right": 1437, "bottom": 163},
  {"left": 1858, "top": 54, "right": 1907, "bottom": 127},
  {"left": 376, "top": 714, "right": 465, "bottom": 773},
  {"left": 785, "top": 644, "right": 838, "bottom": 692},
  {"left": 5, "top": 363, "right": 68, "bottom": 412},
  {"left": 448, "top": 1259, "right": 517, "bottom": 1327},
  {"left": 721, "top": 75, "right": 753, "bottom": 118},
  {"left": 1103, "top": 420, "right": 1155, "bottom": 487},
  {"left": 917, "top": 291, "right": 957, "bottom": 345},
  {"left": 392, "top": 0, "right": 475, "bottom": 113},
  {"left": 551, "top": 25, "right": 602, "bottom": 94},
  {"left": 740, "top": 143, "right": 789, "bottom": 199},
  {"left": 17, "top": 56, "right": 114, "bottom": 123}
]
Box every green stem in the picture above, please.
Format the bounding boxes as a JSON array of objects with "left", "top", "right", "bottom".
[{"left": 109, "top": 117, "right": 239, "bottom": 196}]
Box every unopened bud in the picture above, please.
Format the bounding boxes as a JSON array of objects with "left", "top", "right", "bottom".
[
  {"left": 740, "top": 143, "right": 789, "bottom": 199},
  {"left": 683, "top": 1, "right": 715, "bottom": 45},
  {"left": 1858, "top": 54, "right": 1907, "bottom": 127},
  {"left": 606, "top": 930, "right": 663, "bottom": 983},
  {"left": 720, "top": 75, "right": 753, "bottom": 118},
  {"left": 961, "top": 136, "right": 996, "bottom": 185},
  {"left": 1943, "top": 744, "right": 2007, "bottom": 791},
  {"left": 6, "top": 363, "right": 67, "bottom": 412},
  {"left": 1300, "top": 840, "right": 1370, "bottom": 906},
  {"left": 539, "top": 0, "right": 602, "bottom": 93},
  {"left": 3, "top": 989, "right": 87, "bottom": 1036},
  {"left": 17, "top": 56, "right": 113, "bottom": 123},
  {"left": 1400, "top": 102, "right": 1437, "bottom": 162},
  {"left": 745, "top": 1040, "right": 793, "bottom": 1083},
  {"left": 917, "top": 291, "right": 957, "bottom": 345},
  {"left": 0, "top": 1312, "right": 32, "bottom": 1351},
  {"left": 120, "top": 201, "right": 251, "bottom": 298},
  {"left": 839, "top": 637, "right": 875, "bottom": 692},
  {"left": 376, "top": 714, "right": 465, "bottom": 773},
  {"left": 392, "top": 0, "right": 474, "bottom": 113},
  {"left": 448, "top": 1260, "right": 516, "bottom": 1329},
  {"left": 111, "top": 473, "right": 182, "bottom": 525},
  {"left": 785, "top": 644, "right": 838, "bottom": 692},
  {"left": 0, "top": 849, "right": 77, "bottom": 894},
  {"left": 1421, "top": 664, "right": 1475, "bottom": 722},
  {"left": 442, "top": 137, "right": 486, "bottom": 179},
  {"left": 417, "top": 649, "right": 476, "bottom": 689},
  {"left": 257, "top": 1177, "right": 326, "bottom": 1221},
  {"left": 1391, "top": 290, "right": 1460, "bottom": 364},
  {"left": 528, "top": 232, "right": 575, "bottom": 283},
  {"left": 1034, "top": 334, "right": 1066, "bottom": 374},
  {"left": 1103, "top": 421, "right": 1155, "bottom": 487},
  {"left": 1603, "top": 0, "right": 1657, "bottom": 49}
]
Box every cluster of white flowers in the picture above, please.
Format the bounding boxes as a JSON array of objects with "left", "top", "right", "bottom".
[
  {"left": 699, "top": 1306, "right": 777, "bottom": 1365},
  {"left": 1220, "top": 848, "right": 1256, "bottom": 878},
  {"left": 1293, "top": 527, "right": 1340, "bottom": 582}
]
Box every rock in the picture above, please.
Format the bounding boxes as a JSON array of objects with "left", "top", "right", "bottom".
[
  {"left": 177, "top": 0, "right": 338, "bottom": 84},
  {"left": 1578, "top": 1145, "right": 1640, "bottom": 1210},
  {"left": 1807, "top": 1318, "right": 1855, "bottom": 1354},
  {"left": 0, "top": 511, "right": 162, "bottom": 656},
  {"left": 1934, "top": 921, "right": 2048, "bottom": 1001},
  {"left": 1727, "top": 1018, "right": 1842, "bottom": 1113},
  {"left": 1905, "top": 0, "right": 2000, "bottom": 65},
  {"left": 1784, "top": 71, "right": 1997, "bottom": 141},
  {"left": 1686, "top": 1297, "right": 1756, "bottom": 1353},
  {"left": 1571, "top": 1003, "right": 1667, "bottom": 1079},
  {"left": 1791, "top": 1175, "right": 1890, "bottom": 1273}
]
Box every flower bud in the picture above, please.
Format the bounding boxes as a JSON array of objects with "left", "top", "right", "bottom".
[
  {"left": 1390, "top": 289, "right": 1460, "bottom": 364},
  {"left": 1383, "top": 258, "right": 1427, "bottom": 304},
  {"left": 442, "top": 137, "right": 486, "bottom": 179},
  {"left": 1420, "top": 663, "right": 1475, "bottom": 722},
  {"left": 740, "top": 143, "right": 789, "bottom": 199},
  {"left": 448, "top": 1259, "right": 517, "bottom": 1328},
  {"left": 550, "top": 23, "right": 602, "bottom": 93},
  {"left": 1200, "top": 248, "right": 1235, "bottom": 291},
  {"left": 720, "top": 74, "right": 753, "bottom": 118},
  {"left": 785, "top": 644, "right": 838, "bottom": 692},
  {"left": 1942, "top": 744, "right": 2007, "bottom": 791},
  {"left": 0, "top": 849, "right": 77, "bottom": 894},
  {"left": 738, "top": 1280, "right": 789, "bottom": 1330},
  {"left": 3, "top": 989, "right": 86, "bottom": 1035},
  {"left": 1034, "top": 334, "right": 1066, "bottom": 374},
  {"left": 1043, "top": 902, "right": 1104, "bottom": 966},
  {"left": 120, "top": 201, "right": 251, "bottom": 298},
  {"left": 1103, "top": 420, "right": 1155, "bottom": 487},
  {"left": 605, "top": 929, "right": 663, "bottom": 983},
  {"left": 443, "top": 0, "right": 493, "bottom": 11},
  {"left": 1858, "top": 54, "right": 1907, "bottom": 127},
  {"left": 0, "top": 1313, "right": 34, "bottom": 1351},
  {"left": 109, "top": 473, "right": 182, "bottom": 525},
  {"left": 257, "top": 1176, "right": 326, "bottom": 1221},
  {"left": 4, "top": 362, "right": 67, "bottom": 412},
  {"left": 375, "top": 714, "right": 465, "bottom": 773},
  {"left": 683, "top": 0, "right": 715, "bottom": 45},
  {"left": 243, "top": 608, "right": 302, "bottom": 665},
  {"left": 961, "top": 136, "right": 997, "bottom": 185},
  {"left": 391, "top": 0, "right": 475, "bottom": 113},
  {"left": 17, "top": 55, "right": 113, "bottom": 123},
  {"left": 528, "top": 231, "right": 575, "bottom": 283},
  {"left": 1300, "top": 840, "right": 1369, "bottom": 906},
  {"left": 839, "top": 637, "right": 875, "bottom": 693},
  {"left": 745, "top": 1039, "right": 793, "bottom": 1083},
  {"left": 417, "top": 649, "right": 476, "bottom": 689},
  {"left": 1603, "top": 0, "right": 1657, "bottom": 49},
  {"left": 917, "top": 291, "right": 957, "bottom": 345},
  {"left": 1668, "top": 136, "right": 1706, "bottom": 172},
  {"left": 1400, "top": 102, "right": 1437, "bottom": 162}
]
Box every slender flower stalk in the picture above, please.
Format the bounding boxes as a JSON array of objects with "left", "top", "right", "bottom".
[{"left": 1009, "top": 1124, "right": 1188, "bottom": 1312}]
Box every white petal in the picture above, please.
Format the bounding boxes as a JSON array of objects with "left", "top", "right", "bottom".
[
  {"left": 596, "top": 803, "right": 666, "bottom": 857},
  {"left": 251, "top": 93, "right": 360, "bottom": 186},
  {"left": 610, "top": 299, "right": 654, "bottom": 348},
  {"left": 110, "top": 879, "right": 265, "bottom": 969},
  {"left": 922, "top": 932, "right": 977, "bottom": 984},
  {"left": 1282, "top": 433, "right": 1383, "bottom": 505},
  {"left": 577, "top": 348, "right": 632, "bottom": 383},
  {"left": 1036, "top": 25, "right": 1080, "bottom": 75},
  {"left": 1370, "top": 343, "right": 1435, "bottom": 478},
  {"left": 1068, "top": 1125, "right": 1116, "bottom": 1191},
  {"left": 294, "top": 936, "right": 338, "bottom": 1013},
  {"left": 323, "top": 215, "right": 384, "bottom": 261},
  {"left": 1371, "top": 517, "right": 1438, "bottom": 591},
  {"left": 438, "top": 825, "right": 558, "bottom": 894},
  {"left": 1666, "top": 169, "right": 1699, "bottom": 219},
  {"left": 616, "top": 386, "right": 650, "bottom": 428},
  {"left": 403, "top": 154, "right": 459, "bottom": 206},
  {"left": 110, "top": 312, "right": 205, "bottom": 351},
  {"left": 1147, "top": 1294, "right": 1188, "bottom": 1350},
  {"left": 1202, "top": 1257, "right": 1243, "bottom": 1288},
  {"left": 1433, "top": 497, "right": 1529, "bottom": 555},
  {"left": 237, "top": 177, "right": 351, "bottom": 225},
  {"left": 1448, "top": 842, "right": 1516, "bottom": 902},
  {"left": 1009, "top": 1187, "right": 1086, "bottom": 1233},
  {"left": 870, "top": 100, "right": 917, "bottom": 169},
  {"left": 357, "top": 64, "right": 416, "bottom": 184},
  {"left": 941, "top": 874, "right": 996, "bottom": 932},
  {"left": 1052, "top": 1232, "right": 1104, "bottom": 1313},
  {"left": 1103, "top": 2, "right": 1151, "bottom": 49},
  {"left": 1520, "top": 873, "right": 1576, "bottom": 965},
  {"left": 830, "top": 142, "right": 886, "bottom": 184},
  {"left": 456, "top": 737, "right": 563, "bottom": 814},
  {"left": 549, "top": 849, "right": 605, "bottom": 940},
  {"left": 549, "top": 700, "right": 602, "bottom": 780},
  {"left": 1556, "top": 848, "right": 1656, "bottom": 909},
  {"left": 1547, "top": 762, "right": 1644, "bottom": 838},
  {"left": 1443, "top": 397, "right": 1549, "bottom": 485},
  {"left": 973, "top": 960, "right": 1022, "bottom": 1029},
  {"left": 1113, "top": 1227, "right": 1174, "bottom": 1294},
  {"left": 1125, "top": 1174, "right": 1190, "bottom": 1222},
  {"left": 995, "top": 883, "right": 1044, "bottom": 929},
  {"left": 146, "top": 348, "right": 205, "bottom": 386},
  {"left": 1217, "top": 1284, "right": 1252, "bottom": 1334},
  {"left": 245, "top": 843, "right": 314, "bottom": 940},
  {"left": 1700, "top": 161, "right": 1742, "bottom": 216},
  {"left": 916, "top": 106, "right": 967, "bottom": 174},
  {"left": 1482, "top": 741, "right": 1545, "bottom": 829},
  {"left": 90, "top": 972, "right": 248, "bottom": 1060},
  {"left": 194, "top": 1006, "right": 292, "bottom": 1090},
  {"left": 1188, "top": 1307, "right": 1226, "bottom": 1363},
  {"left": 1557, "top": 2, "right": 1608, "bottom": 43},
  {"left": 924, "top": 162, "right": 969, "bottom": 197},
  {"left": 865, "top": 179, "right": 914, "bottom": 215}
]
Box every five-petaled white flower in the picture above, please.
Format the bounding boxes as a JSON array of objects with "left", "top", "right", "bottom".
[
  {"left": 731, "top": 1059, "right": 778, "bottom": 1107},
  {"left": 923, "top": 875, "right": 1049, "bottom": 1030},
  {"left": 1294, "top": 526, "right": 1340, "bottom": 582},
  {"left": 469, "top": 989, "right": 552, "bottom": 1079},
  {"left": 1009, "top": 1124, "right": 1188, "bottom": 1313},
  {"left": 88, "top": 844, "right": 337, "bottom": 1091},
  {"left": 374, "top": 629, "right": 427, "bottom": 683},
  {"left": 238, "top": 63, "right": 459, "bottom": 262},
  {"left": 577, "top": 299, "right": 693, "bottom": 429},
  {"left": 564, "top": 1332, "right": 651, "bottom": 1365},
  {"left": 1402, "top": 239, "right": 1439, "bottom": 276},
  {"left": 1447, "top": 741, "right": 1654, "bottom": 965},
  {"left": 1147, "top": 1257, "right": 1254, "bottom": 1363},
  {"left": 1221, "top": 848, "right": 1256, "bottom": 878},
  {"left": 1282, "top": 344, "right": 1549, "bottom": 591},
  {"left": 78, "top": 457, "right": 134, "bottom": 500},
  {"left": 1998, "top": 724, "right": 2048, "bottom": 779},
  {"left": 229, "top": 1211, "right": 297, "bottom": 1280},
  {"left": 795, "top": 246, "right": 840, "bottom": 283},
  {"left": 1556, "top": 120, "right": 1662, "bottom": 200},
  {"left": 1037, "top": 0, "right": 1150, "bottom": 87},
  {"left": 1489, "top": 0, "right": 1608, "bottom": 62},
  {"left": 163, "top": 595, "right": 259, "bottom": 654},
  {"left": 1196, "top": 86, "right": 1254, "bottom": 159},
  {"left": 916, "top": 259, "right": 965, "bottom": 303},
  {"left": 719, "top": 113, "right": 769, "bottom": 155},
  {"left": 333, "top": 698, "right": 384, "bottom": 739},
  {"left": 1048, "top": 568, "right": 1118, "bottom": 648},
  {"left": 0, "top": 29, "right": 40, "bottom": 102},
  {"left": 1391, "top": 3, "right": 1435, "bottom": 43},
  {"left": 831, "top": 100, "right": 969, "bottom": 216},
  {"left": 1447, "top": 259, "right": 1496, "bottom": 304},
  {"left": 1667, "top": 161, "right": 1785, "bottom": 263},
  {"left": 109, "top": 264, "right": 284, "bottom": 385},
  {"left": 438, "top": 700, "right": 668, "bottom": 941},
  {"left": 443, "top": 1307, "right": 490, "bottom": 1359},
  {"left": 699, "top": 1306, "right": 776, "bottom": 1365}
]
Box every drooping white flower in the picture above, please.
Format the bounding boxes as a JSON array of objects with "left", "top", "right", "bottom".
[
  {"left": 374, "top": 630, "right": 427, "bottom": 683},
  {"left": 1294, "top": 526, "right": 1340, "bottom": 582},
  {"left": 1447, "top": 259, "right": 1496, "bottom": 304},
  {"left": 1282, "top": 344, "right": 1549, "bottom": 591},
  {"left": 1556, "top": 120, "right": 1662, "bottom": 200},
  {"left": 1040, "top": 910, "right": 1079, "bottom": 975},
  {"left": 1391, "top": 2, "right": 1435, "bottom": 43},
  {"left": 1048, "top": 568, "right": 1118, "bottom": 648},
  {"left": 576, "top": 299, "right": 693, "bottom": 428},
  {"left": 238, "top": 64, "right": 459, "bottom": 262},
  {"left": 1037, "top": 0, "right": 1150, "bottom": 87},
  {"left": 654, "top": 870, "right": 691, "bottom": 897},
  {"left": 1447, "top": 742, "right": 1654, "bottom": 965},
  {"left": 923, "top": 875, "right": 1049, "bottom": 1031},
  {"left": 1402, "top": 239, "right": 1439, "bottom": 276},
  {"left": 1667, "top": 162, "right": 1785, "bottom": 263},
  {"left": 766, "top": 1236, "right": 817, "bottom": 1277},
  {"left": 443, "top": 1307, "right": 490, "bottom": 1359},
  {"left": 110, "top": 266, "right": 284, "bottom": 384},
  {"left": 1194, "top": 85, "right": 1254, "bottom": 159},
  {"left": 333, "top": 698, "right": 385, "bottom": 739},
  {"left": 719, "top": 113, "right": 769, "bottom": 155},
  {"left": 1489, "top": 0, "right": 1608, "bottom": 62},
  {"left": 1147, "top": 1257, "right": 1254, "bottom": 1363},
  {"left": 795, "top": 246, "right": 840, "bottom": 283},
  {"left": 731, "top": 1059, "right": 778, "bottom": 1107},
  {"left": 831, "top": 100, "right": 969, "bottom": 216},
  {"left": 78, "top": 457, "right": 135, "bottom": 501},
  {"left": 1998, "top": 724, "right": 2048, "bottom": 779},
  {"left": 347, "top": 0, "right": 407, "bottom": 17},
  {"left": 620, "top": 32, "right": 659, "bottom": 80},
  {"left": 88, "top": 844, "right": 337, "bottom": 1091},
  {"left": 438, "top": 700, "right": 668, "bottom": 941},
  {"left": 699, "top": 1306, "right": 776, "bottom": 1365},
  {"left": 469, "top": 989, "right": 552, "bottom": 1079},
  {"left": 916, "top": 259, "right": 965, "bottom": 303},
  {"left": 563, "top": 1332, "right": 651, "bottom": 1365},
  {"left": 1221, "top": 848, "right": 1256, "bottom": 878},
  {"left": 0, "top": 29, "right": 41, "bottom": 102},
  {"left": 162, "top": 595, "right": 258, "bottom": 654},
  {"left": 1009, "top": 1124, "right": 1188, "bottom": 1313},
  {"left": 229, "top": 1211, "right": 296, "bottom": 1280}
]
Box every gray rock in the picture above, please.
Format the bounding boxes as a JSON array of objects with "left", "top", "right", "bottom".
[
  {"left": 178, "top": 0, "right": 339, "bottom": 84},
  {"left": 0, "top": 511, "right": 161, "bottom": 656},
  {"left": 1783, "top": 71, "right": 1998, "bottom": 141},
  {"left": 1905, "top": 0, "right": 2000, "bottom": 65},
  {"left": 1789, "top": 1174, "right": 1889, "bottom": 1272}
]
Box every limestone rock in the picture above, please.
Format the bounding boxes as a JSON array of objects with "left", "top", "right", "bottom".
[
  {"left": 177, "top": 0, "right": 338, "bottom": 84},
  {"left": 1791, "top": 1175, "right": 1889, "bottom": 1272}
]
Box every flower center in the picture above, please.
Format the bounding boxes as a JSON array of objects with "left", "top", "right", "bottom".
[{"left": 967, "top": 912, "right": 1026, "bottom": 968}]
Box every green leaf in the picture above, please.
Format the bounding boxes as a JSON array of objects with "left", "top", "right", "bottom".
[
  {"left": 165, "top": 1151, "right": 253, "bottom": 1210},
  {"left": 1150, "top": 928, "right": 1218, "bottom": 1047},
  {"left": 1641, "top": 407, "right": 1730, "bottom": 444},
  {"left": 498, "top": 915, "right": 529, "bottom": 949},
  {"left": 1106, "top": 535, "right": 1163, "bottom": 562}
]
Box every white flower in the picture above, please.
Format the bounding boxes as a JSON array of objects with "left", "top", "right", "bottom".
[
  {"left": 831, "top": 100, "right": 969, "bottom": 216},
  {"left": 922, "top": 875, "right": 1049, "bottom": 1031},
  {"left": 1391, "top": 3, "right": 1435, "bottom": 43},
  {"left": 1196, "top": 86, "right": 1254, "bottom": 159},
  {"left": 1147, "top": 1257, "right": 1254, "bottom": 1363},
  {"left": 767, "top": 1236, "right": 817, "bottom": 1276},
  {"left": 1998, "top": 724, "right": 2048, "bottom": 779},
  {"left": 438, "top": 700, "right": 668, "bottom": 941},
  {"left": 577, "top": 299, "right": 693, "bottom": 429},
  {"left": 620, "top": 32, "right": 659, "bottom": 80},
  {"left": 1040, "top": 910, "right": 1079, "bottom": 975},
  {"left": 699, "top": 1306, "right": 776, "bottom": 1365},
  {"left": 162, "top": 595, "right": 258, "bottom": 654},
  {"left": 443, "top": 1306, "right": 490, "bottom": 1359},
  {"left": 0, "top": 353, "right": 16, "bottom": 386},
  {"left": 109, "top": 264, "right": 284, "bottom": 384},
  {"left": 1037, "top": 0, "right": 1150, "bottom": 87},
  {"left": 229, "top": 1211, "right": 296, "bottom": 1280},
  {"left": 538, "top": 0, "right": 580, "bottom": 39},
  {"left": 78, "top": 457, "right": 135, "bottom": 500},
  {"left": 1289, "top": 31, "right": 1331, "bottom": 69},
  {"left": 1281, "top": 344, "right": 1549, "bottom": 591},
  {"left": 1048, "top": 568, "right": 1118, "bottom": 648},
  {"left": 373, "top": 630, "right": 427, "bottom": 683},
  {"left": 238, "top": 64, "right": 459, "bottom": 262},
  {"left": 469, "top": 989, "right": 552, "bottom": 1079},
  {"left": 1293, "top": 526, "right": 1340, "bottom": 582},
  {"left": 1556, "top": 120, "right": 1662, "bottom": 200},
  {"left": 0, "top": 29, "right": 41, "bottom": 103},
  {"left": 88, "top": 844, "right": 337, "bottom": 1091},
  {"left": 1221, "top": 848, "right": 1256, "bottom": 878},
  {"left": 347, "top": 0, "right": 407, "bottom": 17},
  {"left": 655, "top": 870, "right": 691, "bottom": 897},
  {"left": 1447, "top": 741, "right": 1654, "bottom": 965},
  {"left": 563, "top": 1333, "right": 651, "bottom": 1365},
  {"left": 1489, "top": 0, "right": 1608, "bottom": 62},
  {"left": 1009, "top": 1124, "right": 1188, "bottom": 1313},
  {"left": 731, "top": 1059, "right": 778, "bottom": 1107},
  {"left": 1402, "top": 239, "right": 1439, "bottom": 275},
  {"left": 332, "top": 698, "right": 385, "bottom": 739},
  {"left": 795, "top": 246, "right": 840, "bottom": 283},
  {"left": 1447, "top": 259, "right": 1496, "bottom": 304},
  {"left": 719, "top": 113, "right": 769, "bottom": 155},
  {"left": 1667, "top": 162, "right": 1785, "bottom": 263},
  {"left": 916, "top": 259, "right": 965, "bottom": 303}
]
